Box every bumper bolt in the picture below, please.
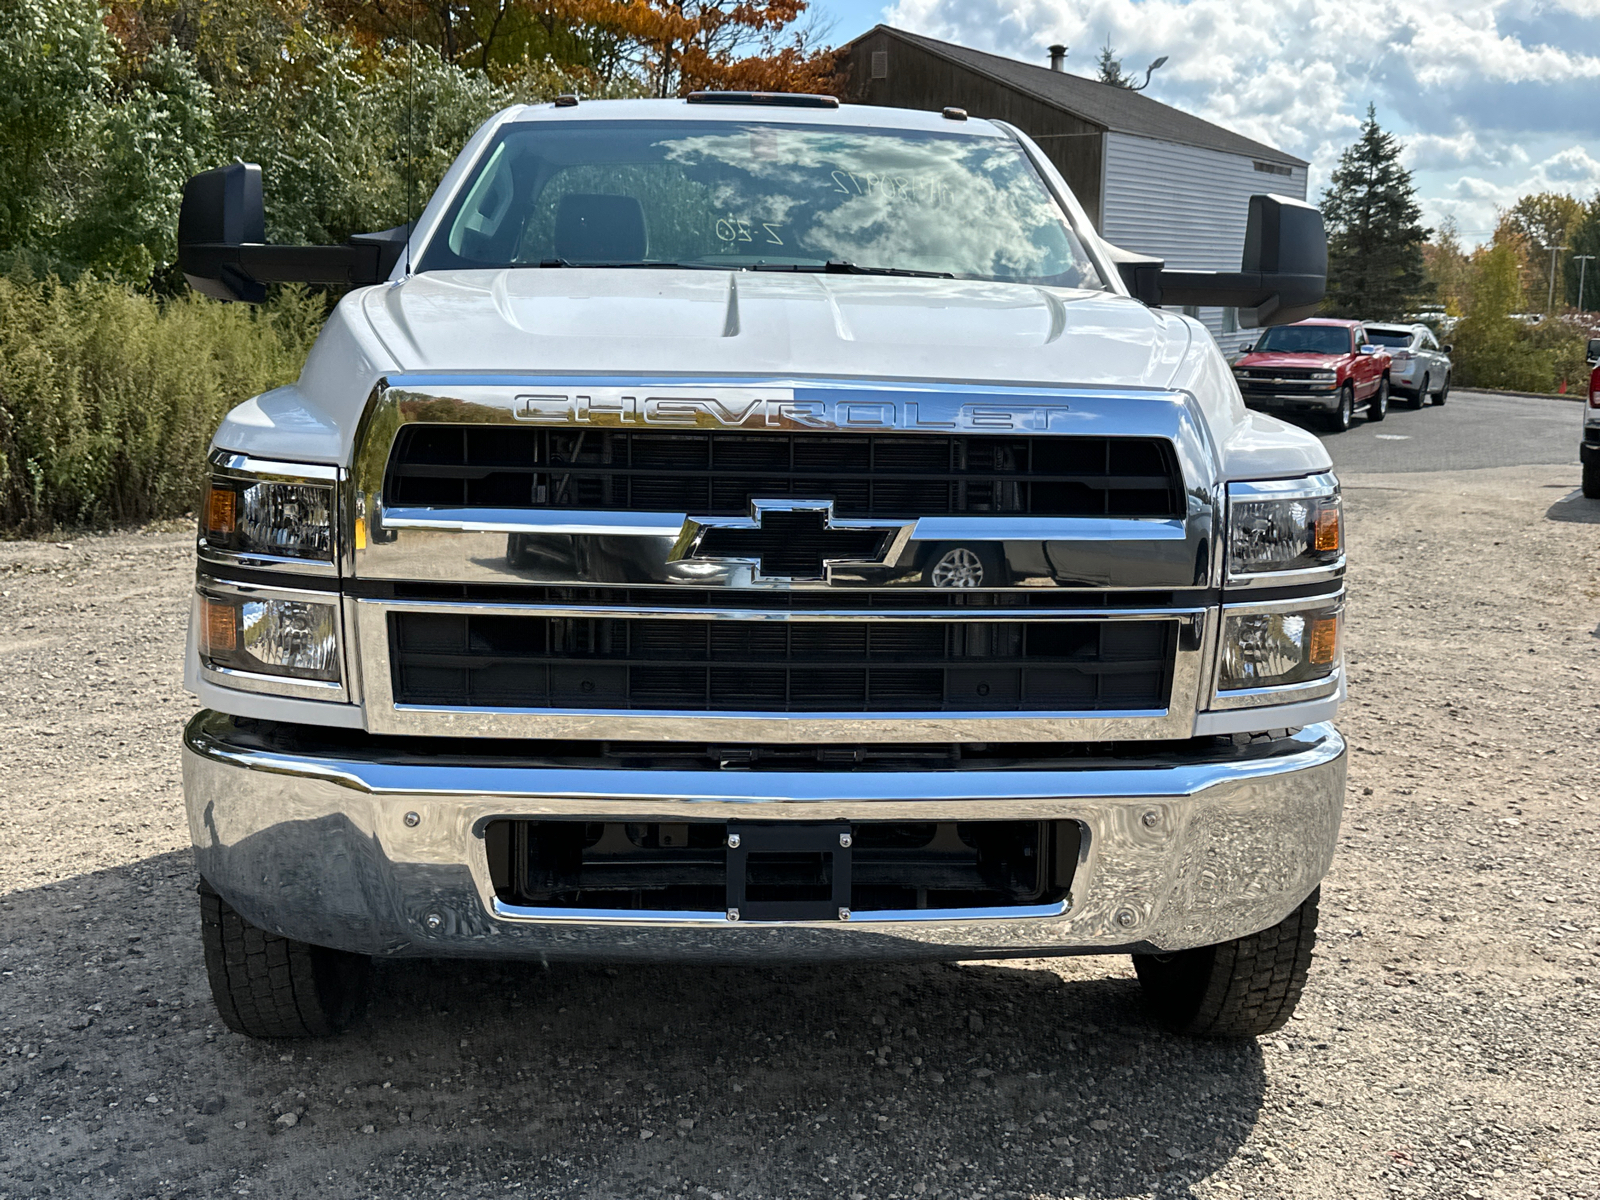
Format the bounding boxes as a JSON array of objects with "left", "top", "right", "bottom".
[
  {"left": 1140, "top": 810, "right": 1161, "bottom": 830},
  {"left": 727, "top": 833, "right": 741, "bottom": 849},
  {"left": 1114, "top": 907, "right": 1138, "bottom": 929},
  {"left": 404, "top": 811, "right": 421, "bottom": 828},
  {"left": 839, "top": 832, "right": 853, "bottom": 848},
  {"left": 838, "top": 907, "right": 851, "bottom": 921},
  {"left": 726, "top": 908, "right": 740, "bottom": 922},
  {"left": 423, "top": 911, "right": 444, "bottom": 932}
]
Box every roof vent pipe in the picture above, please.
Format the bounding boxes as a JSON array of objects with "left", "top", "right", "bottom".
[{"left": 1048, "top": 44, "right": 1067, "bottom": 71}]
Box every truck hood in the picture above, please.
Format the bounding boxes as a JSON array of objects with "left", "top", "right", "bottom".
[
  {"left": 354, "top": 268, "right": 1192, "bottom": 389},
  {"left": 1235, "top": 351, "right": 1345, "bottom": 370},
  {"left": 223, "top": 267, "right": 1331, "bottom": 481}
]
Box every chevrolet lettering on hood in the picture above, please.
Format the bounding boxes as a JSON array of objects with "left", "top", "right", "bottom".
[{"left": 512, "top": 388, "right": 1072, "bottom": 432}]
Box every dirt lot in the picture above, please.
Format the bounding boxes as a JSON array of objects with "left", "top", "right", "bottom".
[{"left": 2, "top": 464, "right": 1598, "bottom": 1200}]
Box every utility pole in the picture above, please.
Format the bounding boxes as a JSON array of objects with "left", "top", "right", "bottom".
[
  {"left": 1575, "top": 254, "right": 1596, "bottom": 313},
  {"left": 1547, "top": 244, "right": 1570, "bottom": 313}
]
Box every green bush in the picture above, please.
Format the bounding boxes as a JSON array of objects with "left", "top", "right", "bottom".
[{"left": 0, "top": 275, "right": 319, "bottom": 534}]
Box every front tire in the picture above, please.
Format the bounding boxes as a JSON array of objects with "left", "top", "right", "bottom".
[
  {"left": 1324, "top": 385, "right": 1355, "bottom": 433},
  {"left": 1405, "top": 374, "right": 1428, "bottom": 409},
  {"left": 1133, "top": 887, "right": 1319, "bottom": 1039},
  {"left": 199, "top": 881, "right": 371, "bottom": 1038},
  {"left": 1367, "top": 376, "right": 1389, "bottom": 421},
  {"left": 1433, "top": 373, "right": 1450, "bottom": 405},
  {"left": 1583, "top": 456, "right": 1600, "bottom": 500}
]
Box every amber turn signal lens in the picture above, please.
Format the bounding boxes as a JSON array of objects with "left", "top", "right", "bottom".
[
  {"left": 206, "top": 485, "right": 237, "bottom": 536},
  {"left": 1313, "top": 508, "right": 1341, "bottom": 553},
  {"left": 204, "top": 598, "right": 238, "bottom": 655},
  {"left": 1308, "top": 615, "right": 1339, "bottom": 666}
]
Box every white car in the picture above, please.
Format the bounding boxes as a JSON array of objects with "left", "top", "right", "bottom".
[{"left": 1363, "top": 323, "right": 1451, "bottom": 407}]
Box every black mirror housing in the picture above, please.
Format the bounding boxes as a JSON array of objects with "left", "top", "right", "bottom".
[
  {"left": 1587, "top": 338, "right": 1600, "bottom": 365},
  {"left": 178, "top": 165, "right": 267, "bottom": 302},
  {"left": 177, "top": 163, "right": 408, "bottom": 302},
  {"left": 1110, "top": 194, "right": 1327, "bottom": 328}
]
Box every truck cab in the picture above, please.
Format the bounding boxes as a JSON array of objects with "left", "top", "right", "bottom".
[
  {"left": 1232, "top": 317, "right": 1392, "bottom": 432},
  {"left": 178, "top": 94, "right": 1346, "bottom": 1041}
]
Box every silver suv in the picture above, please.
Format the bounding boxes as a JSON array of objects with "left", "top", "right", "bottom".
[{"left": 1363, "top": 323, "right": 1451, "bottom": 407}]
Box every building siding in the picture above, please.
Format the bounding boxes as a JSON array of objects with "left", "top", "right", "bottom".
[{"left": 1100, "top": 132, "right": 1309, "bottom": 351}]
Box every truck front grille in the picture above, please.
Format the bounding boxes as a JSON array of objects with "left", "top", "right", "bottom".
[
  {"left": 389, "top": 612, "right": 1177, "bottom": 712},
  {"left": 384, "top": 427, "right": 1183, "bottom": 518}
]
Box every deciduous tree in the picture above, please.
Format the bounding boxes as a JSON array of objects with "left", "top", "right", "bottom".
[{"left": 1502, "top": 191, "right": 1584, "bottom": 311}]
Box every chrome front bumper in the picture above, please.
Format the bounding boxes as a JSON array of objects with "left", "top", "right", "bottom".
[{"left": 182, "top": 713, "right": 1345, "bottom": 963}]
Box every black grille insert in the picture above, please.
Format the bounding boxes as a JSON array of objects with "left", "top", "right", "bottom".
[
  {"left": 389, "top": 612, "right": 1177, "bottom": 712},
  {"left": 384, "top": 427, "right": 1184, "bottom": 518},
  {"left": 486, "top": 819, "right": 1081, "bottom": 914}
]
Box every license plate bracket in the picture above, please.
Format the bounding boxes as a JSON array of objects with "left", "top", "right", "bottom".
[{"left": 725, "top": 821, "right": 852, "bottom": 922}]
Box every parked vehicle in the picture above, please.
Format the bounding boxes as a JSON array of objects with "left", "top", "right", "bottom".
[
  {"left": 1583, "top": 349, "right": 1600, "bottom": 498},
  {"left": 176, "top": 94, "right": 1346, "bottom": 1042},
  {"left": 1363, "top": 323, "right": 1450, "bottom": 407},
  {"left": 1232, "top": 318, "right": 1392, "bottom": 432}
]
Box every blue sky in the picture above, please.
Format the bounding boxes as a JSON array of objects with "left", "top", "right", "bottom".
[{"left": 805, "top": 0, "right": 1600, "bottom": 246}]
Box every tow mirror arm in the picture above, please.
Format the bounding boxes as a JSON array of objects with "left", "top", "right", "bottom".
[
  {"left": 177, "top": 163, "right": 408, "bottom": 303},
  {"left": 1105, "top": 194, "right": 1328, "bottom": 329}
]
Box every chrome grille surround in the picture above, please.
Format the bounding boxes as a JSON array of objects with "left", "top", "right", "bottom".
[{"left": 346, "top": 375, "right": 1231, "bottom": 742}]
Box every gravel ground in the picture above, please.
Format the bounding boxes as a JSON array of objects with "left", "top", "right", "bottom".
[{"left": 2, "top": 465, "right": 1599, "bottom": 1200}]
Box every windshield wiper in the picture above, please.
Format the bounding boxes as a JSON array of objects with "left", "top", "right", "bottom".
[
  {"left": 752, "top": 260, "right": 954, "bottom": 279},
  {"left": 534, "top": 258, "right": 722, "bottom": 269}
]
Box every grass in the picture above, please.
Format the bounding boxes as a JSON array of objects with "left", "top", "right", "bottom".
[{"left": 0, "top": 276, "right": 320, "bottom": 535}]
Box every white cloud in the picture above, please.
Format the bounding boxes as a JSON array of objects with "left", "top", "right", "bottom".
[{"left": 883, "top": 0, "right": 1600, "bottom": 243}]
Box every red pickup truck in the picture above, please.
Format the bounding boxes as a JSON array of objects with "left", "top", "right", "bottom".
[{"left": 1232, "top": 318, "right": 1392, "bottom": 433}]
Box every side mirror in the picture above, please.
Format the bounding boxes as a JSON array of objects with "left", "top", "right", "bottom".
[
  {"left": 1444, "top": 344, "right": 1454, "bottom": 354},
  {"left": 1358, "top": 344, "right": 1378, "bottom": 355},
  {"left": 178, "top": 163, "right": 409, "bottom": 302},
  {"left": 1587, "top": 338, "right": 1600, "bottom": 365},
  {"left": 1109, "top": 194, "right": 1327, "bottom": 327},
  {"left": 1238, "top": 342, "right": 1255, "bottom": 354}
]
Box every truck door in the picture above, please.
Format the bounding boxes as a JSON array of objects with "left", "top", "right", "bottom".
[{"left": 1351, "top": 327, "right": 1376, "bottom": 398}]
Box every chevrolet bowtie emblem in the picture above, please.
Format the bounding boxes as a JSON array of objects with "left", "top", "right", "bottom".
[{"left": 680, "top": 501, "right": 908, "bottom": 581}]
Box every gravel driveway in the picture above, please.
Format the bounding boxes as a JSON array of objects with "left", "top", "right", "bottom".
[{"left": 2, "top": 464, "right": 1598, "bottom": 1200}]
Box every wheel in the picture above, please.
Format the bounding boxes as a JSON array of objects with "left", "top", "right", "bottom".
[
  {"left": 1432, "top": 373, "right": 1449, "bottom": 405},
  {"left": 199, "top": 880, "right": 371, "bottom": 1038},
  {"left": 919, "top": 543, "right": 1004, "bottom": 588},
  {"left": 1584, "top": 457, "right": 1600, "bottom": 500},
  {"left": 1405, "top": 374, "right": 1428, "bottom": 410},
  {"left": 1132, "top": 886, "right": 1319, "bottom": 1039},
  {"left": 1324, "top": 385, "right": 1354, "bottom": 433},
  {"left": 1367, "top": 376, "right": 1389, "bottom": 421}
]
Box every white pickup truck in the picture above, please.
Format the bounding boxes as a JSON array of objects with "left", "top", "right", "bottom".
[{"left": 177, "top": 93, "right": 1346, "bottom": 1041}]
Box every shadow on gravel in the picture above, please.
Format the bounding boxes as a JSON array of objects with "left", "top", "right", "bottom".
[
  {"left": 1545, "top": 489, "right": 1600, "bottom": 523},
  {"left": 4, "top": 854, "right": 1266, "bottom": 1199}
]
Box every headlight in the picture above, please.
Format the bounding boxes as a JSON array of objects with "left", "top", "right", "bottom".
[
  {"left": 1218, "top": 602, "right": 1341, "bottom": 691},
  {"left": 201, "top": 455, "right": 337, "bottom": 568},
  {"left": 1310, "top": 371, "right": 1337, "bottom": 381},
  {"left": 1227, "top": 475, "right": 1342, "bottom": 580},
  {"left": 201, "top": 592, "right": 342, "bottom": 682}
]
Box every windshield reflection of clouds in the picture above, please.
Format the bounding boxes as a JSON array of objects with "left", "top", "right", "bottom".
[{"left": 656, "top": 129, "right": 1092, "bottom": 284}]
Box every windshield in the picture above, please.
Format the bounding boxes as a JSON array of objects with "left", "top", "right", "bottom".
[
  {"left": 417, "top": 119, "right": 1105, "bottom": 287},
  {"left": 1253, "top": 325, "right": 1352, "bottom": 355},
  {"left": 1364, "top": 329, "right": 1413, "bottom": 348}
]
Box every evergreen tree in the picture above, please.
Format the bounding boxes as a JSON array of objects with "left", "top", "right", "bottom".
[
  {"left": 1095, "top": 37, "right": 1132, "bottom": 87},
  {"left": 1321, "top": 105, "right": 1430, "bottom": 320}
]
